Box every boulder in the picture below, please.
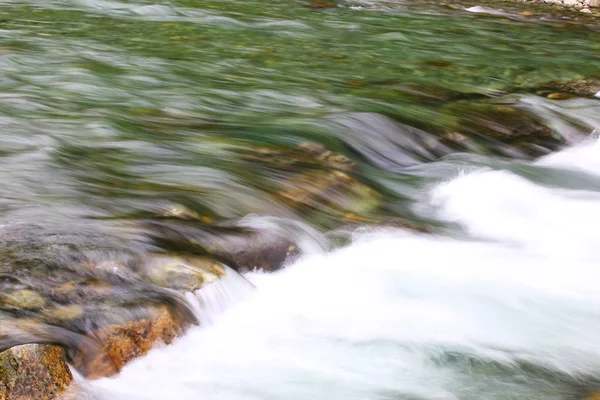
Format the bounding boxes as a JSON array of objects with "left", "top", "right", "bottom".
[
  {"left": 0, "top": 344, "right": 73, "bottom": 400},
  {"left": 72, "top": 306, "right": 185, "bottom": 379}
]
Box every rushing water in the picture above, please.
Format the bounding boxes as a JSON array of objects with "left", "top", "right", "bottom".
[
  {"left": 0, "top": 0, "right": 600, "bottom": 398},
  {"left": 81, "top": 138, "right": 600, "bottom": 400}
]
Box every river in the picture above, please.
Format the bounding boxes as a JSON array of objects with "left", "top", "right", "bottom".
[{"left": 0, "top": 0, "right": 600, "bottom": 399}]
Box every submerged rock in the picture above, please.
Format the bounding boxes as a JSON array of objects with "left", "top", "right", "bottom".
[
  {"left": 533, "top": 78, "right": 600, "bottom": 97},
  {"left": 1, "top": 290, "right": 46, "bottom": 310},
  {"left": 240, "top": 141, "right": 358, "bottom": 172},
  {"left": 279, "top": 170, "right": 381, "bottom": 217},
  {"left": 438, "top": 98, "right": 564, "bottom": 158},
  {"left": 140, "top": 254, "right": 225, "bottom": 292},
  {"left": 0, "top": 344, "right": 73, "bottom": 399},
  {"left": 143, "top": 219, "right": 300, "bottom": 272}
]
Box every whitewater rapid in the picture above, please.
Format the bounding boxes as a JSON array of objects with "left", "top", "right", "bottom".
[{"left": 84, "top": 138, "right": 600, "bottom": 400}]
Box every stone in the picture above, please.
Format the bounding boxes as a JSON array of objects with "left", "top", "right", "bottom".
[
  {"left": 72, "top": 306, "right": 185, "bottom": 379},
  {"left": 49, "top": 282, "right": 78, "bottom": 302},
  {"left": 142, "top": 219, "right": 301, "bottom": 272},
  {"left": 0, "top": 344, "right": 73, "bottom": 400},
  {"left": 240, "top": 142, "right": 358, "bottom": 173},
  {"left": 534, "top": 78, "right": 600, "bottom": 97},
  {"left": 142, "top": 255, "right": 225, "bottom": 292},
  {"left": 547, "top": 92, "right": 571, "bottom": 99},
  {"left": 46, "top": 305, "right": 85, "bottom": 322},
  {"left": 2, "top": 290, "right": 46, "bottom": 310},
  {"left": 279, "top": 170, "right": 381, "bottom": 217}
]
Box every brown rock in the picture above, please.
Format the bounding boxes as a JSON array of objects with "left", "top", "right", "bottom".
[
  {"left": 45, "top": 305, "right": 85, "bottom": 322},
  {"left": 50, "top": 282, "right": 78, "bottom": 302},
  {"left": 535, "top": 78, "right": 600, "bottom": 97},
  {"left": 143, "top": 255, "right": 225, "bottom": 292},
  {"left": 279, "top": 170, "right": 380, "bottom": 216},
  {"left": 0, "top": 344, "right": 73, "bottom": 400},
  {"left": 240, "top": 142, "right": 357, "bottom": 173},
  {"left": 547, "top": 92, "right": 571, "bottom": 100},
  {"left": 73, "top": 306, "right": 185, "bottom": 379}
]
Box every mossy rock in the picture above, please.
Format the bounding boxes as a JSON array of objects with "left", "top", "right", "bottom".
[
  {"left": 140, "top": 254, "right": 225, "bottom": 292},
  {"left": 0, "top": 344, "right": 73, "bottom": 400},
  {"left": 532, "top": 78, "right": 600, "bottom": 97},
  {"left": 240, "top": 141, "right": 357, "bottom": 172},
  {"left": 1, "top": 290, "right": 46, "bottom": 310},
  {"left": 278, "top": 170, "right": 381, "bottom": 216},
  {"left": 441, "top": 101, "right": 552, "bottom": 139}
]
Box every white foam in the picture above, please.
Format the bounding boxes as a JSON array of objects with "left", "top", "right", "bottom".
[{"left": 87, "top": 140, "right": 600, "bottom": 400}]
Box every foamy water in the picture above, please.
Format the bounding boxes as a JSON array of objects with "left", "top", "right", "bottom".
[{"left": 83, "top": 139, "right": 600, "bottom": 400}]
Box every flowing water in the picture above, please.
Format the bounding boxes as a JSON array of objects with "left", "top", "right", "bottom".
[
  {"left": 1, "top": 0, "right": 600, "bottom": 398},
  {"left": 79, "top": 138, "right": 600, "bottom": 400}
]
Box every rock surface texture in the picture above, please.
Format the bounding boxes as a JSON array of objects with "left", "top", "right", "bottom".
[{"left": 0, "top": 344, "right": 73, "bottom": 400}]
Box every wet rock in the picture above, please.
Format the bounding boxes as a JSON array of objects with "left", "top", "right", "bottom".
[
  {"left": 442, "top": 101, "right": 550, "bottom": 139},
  {"left": 547, "top": 92, "right": 571, "bottom": 100},
  {"left": 73, "top": 306, "right": 184, "bottom": 379},
  {"left": 534, "top": 78, "right": 600, "bottom": 97},
  {"left": 0, "top": 344, "right": 73, "bottom": 399},
  {"left": 2, "top": 290, "right": 46, "bottom": 310},
  {"left": 240, "top": 141, "right": 357, "bottom": 172},
  {"left": 50, "top": 282, "right": 78, "bottom": 302},
  {"left": 45, "top": 305, "right": 85, "bottom": 322},
  {"left": 142, "top": 219, "right": 300, "bottom": 272},
  {"left": 296, "top": 142, "right": 358, "bottom": 171},
  {"left": 141, "top": 254, "right": 225, "bottom": 292},
  {"left": 279, "top": 170, "right": 381, "bottom": 217},
  {"left": 438, "top": 98, "right": 564, "bottom": 158}
]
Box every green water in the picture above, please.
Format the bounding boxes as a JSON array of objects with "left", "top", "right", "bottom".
[
  {"left": 1, "top": 0, "right": 600, "bottom": 392},
  {"left": 0, "top": 0, "right": 598, "bottom": 229}
]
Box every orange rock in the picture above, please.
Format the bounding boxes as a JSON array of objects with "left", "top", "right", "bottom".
[
  {"left": 73, "top": 307, "right": 186, "bottom": 379},
  {"left": 0, "top": 344, "right": 73, "bottom": 400},
  {"left": 547, "top": 92, "right": 571, "bottom": 100}
]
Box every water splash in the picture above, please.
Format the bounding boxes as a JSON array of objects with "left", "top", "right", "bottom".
[{"left": 85, "top": 139, "right": 600, "bottom": 400}]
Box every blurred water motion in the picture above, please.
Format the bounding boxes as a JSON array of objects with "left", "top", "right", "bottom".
[{"left": 0, "top": 0, "right": 599, "bottom": 396}]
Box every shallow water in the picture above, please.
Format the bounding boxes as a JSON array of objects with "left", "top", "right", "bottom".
[{"left": 0, "top": 0, "right": 598, "bottom": 229}]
